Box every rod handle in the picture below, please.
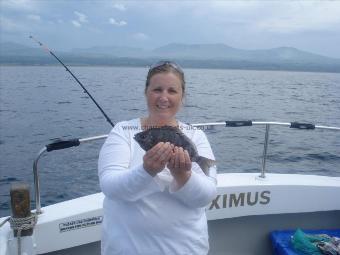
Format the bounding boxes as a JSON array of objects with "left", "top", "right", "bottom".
[
  {"left": 225, "top": 120, "right": 252, "bottom": 127},
  {"left": 46, "top": 139, "right": 80, "bottom": 152},
  {"left": 290, "top": 122, "right": 315, "bottom": 130}
]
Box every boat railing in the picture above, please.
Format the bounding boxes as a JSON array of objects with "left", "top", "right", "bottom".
[{"left": 33, "top": 121, "right": 340, "bottom": 214}]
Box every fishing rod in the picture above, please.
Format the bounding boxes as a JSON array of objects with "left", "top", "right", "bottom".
[{"left": 29, "top": 35, "right": 114, "bottom": 127}]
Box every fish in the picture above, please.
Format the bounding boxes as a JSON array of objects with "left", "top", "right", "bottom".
[{"left": 134, "top": 126, "right": 215, "bottom": 175}]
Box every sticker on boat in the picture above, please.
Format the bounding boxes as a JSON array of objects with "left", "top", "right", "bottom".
[
  {"left": 209, "top": 190, "right": 271, "bottom": 210},
  {"left": 59, "top": 216, "right": 103, "bottom": 232}
]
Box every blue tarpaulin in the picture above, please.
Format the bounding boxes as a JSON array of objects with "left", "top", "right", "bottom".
[{"left": 270, "top": 229, "right": 340, "bottom": 255}]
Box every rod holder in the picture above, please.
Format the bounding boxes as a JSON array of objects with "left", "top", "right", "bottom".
[{"left": 10, "top": 183, "right": 33, "bottom": 236}]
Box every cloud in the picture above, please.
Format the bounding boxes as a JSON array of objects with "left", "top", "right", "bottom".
[
  {"left": 113, "top": 3, "right": 126, "bottom": 11},
  {"left": 132, "top": 32, "right": 149, "bottom": 41},
  {"left": 27, "top": 14, "right": 41, "bottom": 21},
  {"left": 1, "top": 0, "right": 37, "bottom": 11},
  {"left": 71, "top": 20, "right": 81, "bottom": 27},
  {"left": 255, "top": 2, "right": 340, "bottom": 33},
  {"left": 109, "top": 18, "right": 127, "bottom": 26},
  {"left": 0, "top": 16, "right": 23, "bottom": 31},
  {"left": 71, "top": 11, "right": 88, "bottom": 28},
  {"left": 74, "top": 11, "right": 88, "bottom": 23}
]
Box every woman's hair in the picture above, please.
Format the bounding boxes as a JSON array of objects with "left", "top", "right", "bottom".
[{"left": 145, "top": 61, "right": 185, "bottom": 95}]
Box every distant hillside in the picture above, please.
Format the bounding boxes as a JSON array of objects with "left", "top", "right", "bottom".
[
  {"left": 71, "top": 46, "right": 149, "bottom": 58},
  {"left": 0, "top": 42, "right": 46, "bottom": 57},
  {"left": 151, "top": 43, "right": 244, "bottom": 59},
  {"left": 1, "top": 42, "right": 340, "bottom": 73},
  {"left": 151, "top": 43, "right": 339, "bottom": 64}
]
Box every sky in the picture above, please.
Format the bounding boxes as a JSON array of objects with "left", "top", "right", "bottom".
[{"left": 1, "top": 0, "right": 340, "bottom": 58}]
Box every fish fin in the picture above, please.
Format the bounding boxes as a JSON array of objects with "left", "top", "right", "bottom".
[{"left": 195, "top": 156, "right": 216, "bottom": 176}]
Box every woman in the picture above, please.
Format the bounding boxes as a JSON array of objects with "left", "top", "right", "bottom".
[{"left": 98, "top": 61, "right": 217, "bottom": 255}]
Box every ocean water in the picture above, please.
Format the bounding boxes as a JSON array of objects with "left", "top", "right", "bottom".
[{"left": 0, "top": 66, "right": 339, "bottom": 217}]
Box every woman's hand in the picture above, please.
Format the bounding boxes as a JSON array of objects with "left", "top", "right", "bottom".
[
  {"left": 143, "top": 142, "right": 173, "bottom": 176},
  {"left": 167, "top": 146, "right": 192, "bottom": 187}
]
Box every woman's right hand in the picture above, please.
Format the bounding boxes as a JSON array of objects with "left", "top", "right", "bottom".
[{"left": 143, "top": 142, "right": 173, "bottom": 176}]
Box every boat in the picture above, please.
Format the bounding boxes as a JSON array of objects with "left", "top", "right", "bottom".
[{"left": 0, "top": 120, "right": 339, "bottom": 255}]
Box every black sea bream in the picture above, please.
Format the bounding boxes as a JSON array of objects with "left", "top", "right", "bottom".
[{"left": 134, "top": 126, "right": 215, "bottom": 175}]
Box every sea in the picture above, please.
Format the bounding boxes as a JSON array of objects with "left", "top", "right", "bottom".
[{"left": 0, "top": 66, "right": 339, "bottom": 217}]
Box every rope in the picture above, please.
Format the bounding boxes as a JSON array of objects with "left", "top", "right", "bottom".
[
  {"left": 9, "top": 214, "right": 37, "bottom": 231},
  {"left": 0, "top": 214, "right": 38, "bottom": 255}
]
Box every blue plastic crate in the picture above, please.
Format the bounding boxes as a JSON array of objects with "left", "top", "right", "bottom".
[{"left": 270, "top": 229, "right": 340, "bottom": 255}]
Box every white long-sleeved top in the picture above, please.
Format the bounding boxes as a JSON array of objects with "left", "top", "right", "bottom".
[{"left": 98, "top": 118, "right": 217, "bottom": 255}]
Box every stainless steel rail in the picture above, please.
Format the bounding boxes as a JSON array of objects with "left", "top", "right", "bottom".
[
  {"left": 33, "top": 121, "right": 340, "bottom": 214},
  {"left": 191, "top": 121, "right": 340, "bottom": 130},
  {"left": 33, "top": 135, "right": 108, "bottom": 214}
]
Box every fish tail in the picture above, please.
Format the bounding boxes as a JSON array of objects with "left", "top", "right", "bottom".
[{"left": 195, "top": 156, "right": 216, "bottom": 175}]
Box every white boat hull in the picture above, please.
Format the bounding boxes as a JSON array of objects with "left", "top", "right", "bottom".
[{"left": 1, "top": 173, "right": 340, "bottom": 255}]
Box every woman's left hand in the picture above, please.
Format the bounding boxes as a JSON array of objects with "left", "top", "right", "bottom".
[{"left": 167, "top": 146, "right": 192, "bottom": 187}]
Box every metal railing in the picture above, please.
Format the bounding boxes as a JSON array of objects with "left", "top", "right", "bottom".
[
  {"left": 33, "top": 135, "right": 108, "bottom": 214},
  {"left": 33, "top": 121, "right": 340, "bottom": 214}
]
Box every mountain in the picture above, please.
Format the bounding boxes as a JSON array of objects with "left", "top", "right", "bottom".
[
  {"left": 0, "top": 42, "right": 46, "bottom": 57},
  {"left": 1, "top": 41, "right": 340, "bottom": 72},
  {"left": 151, "top": 43, "right": 244, "bottom": 59},
  {"left": 151, "top": 43, "right": 339, "bottom": 64},
  {"left": 71, "top": 46, "right": 149, "bottom": 58}
]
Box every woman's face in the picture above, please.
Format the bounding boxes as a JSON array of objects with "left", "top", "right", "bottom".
[{"left": 145, "top": 72, "right": 183, "bottom": 124}]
